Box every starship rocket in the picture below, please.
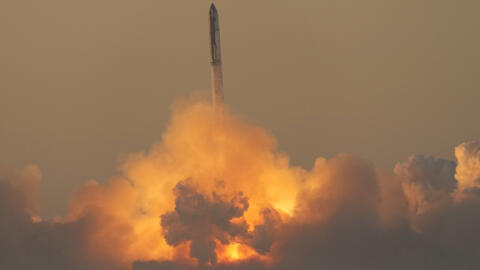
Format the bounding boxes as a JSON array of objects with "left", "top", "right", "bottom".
[{"left": 209, "top": 4, "right": 224, "bottom": 111}]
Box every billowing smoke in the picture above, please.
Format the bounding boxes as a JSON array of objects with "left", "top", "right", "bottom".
[
  {"left": 160, "top": 180, "right": 250, "bottom": 265},
  {"left": 159, "top": 179, "right": 281, "bottom": 265},
  {"left": 1, "top": 98, "right": 480, "bottom": 270}
]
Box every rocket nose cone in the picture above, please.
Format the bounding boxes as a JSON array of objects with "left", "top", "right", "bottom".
[{"left": 210, "top": 3, "right": 217, "bottom": 15}]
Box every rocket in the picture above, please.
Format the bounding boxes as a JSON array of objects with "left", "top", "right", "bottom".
[{"left": 209, "top": 4, "right": 224, "bottom": 110}]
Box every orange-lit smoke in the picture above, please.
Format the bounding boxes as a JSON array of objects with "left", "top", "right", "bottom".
[
  {"left": 63, "top": 99, "right": 303, "bottom": 267},
  {"left": 2, "top": 98, "right": 480, "bottom": 270}
]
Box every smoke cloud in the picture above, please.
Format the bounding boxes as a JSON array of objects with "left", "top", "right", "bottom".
[
  {"left": 1, "top": 99, "right": 480, "bottom": 270},
  {"left": 161, "top": 180, "right": 250, "bottom": 265}
]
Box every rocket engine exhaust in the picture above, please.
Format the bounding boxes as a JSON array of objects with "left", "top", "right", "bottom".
[{"left": 209, "top": 4, "right": 224, "bottom": 112}]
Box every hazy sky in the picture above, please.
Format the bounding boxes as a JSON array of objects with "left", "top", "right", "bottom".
[{"left": 1, "top": 0, "right": 479, "bottom": 217}]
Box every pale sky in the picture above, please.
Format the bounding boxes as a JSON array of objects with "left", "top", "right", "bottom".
[{"left": 1, "top": 0, "right": 479, "bottom": 217}]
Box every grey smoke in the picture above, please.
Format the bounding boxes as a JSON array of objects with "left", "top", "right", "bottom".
[{"left": 160, "top": 180, "right": 250, "bottom": 265}]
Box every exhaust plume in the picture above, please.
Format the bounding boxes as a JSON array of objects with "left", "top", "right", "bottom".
[{"left": 1, "top": 98, "right": 480, "bottom": 270}]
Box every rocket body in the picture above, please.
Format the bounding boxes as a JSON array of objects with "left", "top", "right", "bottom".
[{"left": 209, "top": 4, "right": 224, "bottom": 110}]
